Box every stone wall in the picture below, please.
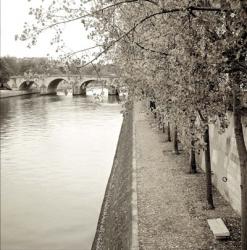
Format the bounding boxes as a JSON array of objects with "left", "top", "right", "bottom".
[
  {"left": 199, "top": 113, "right": 247, "bottom": 215},
  {"left": 91, "top": 108, "right": 133, "bottom": 250},
  {"left": 0, "top": 89, "right": 39, "bottom": 98}
]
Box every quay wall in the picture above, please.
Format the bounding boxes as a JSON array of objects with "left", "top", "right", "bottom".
[
  {"left": 92, "top": 107, "right": 133, "bottom": 250},
  {"left": 198, "top": 113, "right": 247, "bottom": 215},
  {"left": 0, "top": 90, "right": 39, "bottom": 98}
]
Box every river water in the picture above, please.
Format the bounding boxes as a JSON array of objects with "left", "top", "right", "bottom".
[{"left": 0, "top": 91, "right": 123, "bottom": 250}]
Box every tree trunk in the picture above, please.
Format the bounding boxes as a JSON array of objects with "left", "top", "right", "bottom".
[
  {"left": 158, "top": 114, "right": 162, "bottom": 130},
  {"left": 162, "top": 123, "right": 165, "bottom": 133},
  {"left": 233, "top": 79, "right": 247, "bottom": 250},
  {"left": 204, "top": 125, "right": 214, "bottom": 209},
  {"left": 189, "top": 138, "right": 197, "bottom": 173},
  {"left": 173, "top": 125, "right": 179, "bottom": 155},
  {"left": 167, "top": 121, "right": 171, "bottom": 142}
]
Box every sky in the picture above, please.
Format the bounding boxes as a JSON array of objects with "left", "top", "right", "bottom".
[{"left": 0, "top": 0, "right": 94, "bottom": 58}]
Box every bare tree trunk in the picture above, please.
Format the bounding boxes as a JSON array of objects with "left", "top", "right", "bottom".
[
  {"left": 204, "top": 125, "right": 214, "bottom": 209},
  {"left": 189, "top": 138, "right": 197, "bottom": 173},
  {"left": 189, "top": 117, "right": 197, "bottom": 174},
  {"left": 233, "top": 79, "right": 247, "bottom": 250},
  {"left": 173, "top": 125, "right": 179, "bottom": 155},
  {"left": 158, "top": 114, "right": 162, "bottom": 130},
  {"left": 197, "top": 110, "right": 214, "bottom": 208},
  {"left": 160, "top": 114, "right": 165, "bottom": 133},
  {"left": 167, "top": 121, "right": 171, "bottom": 142}
]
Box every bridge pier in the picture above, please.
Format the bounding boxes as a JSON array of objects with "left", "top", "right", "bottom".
[
  {"left": 40, "top": 86, "right": 57, "bottom": 95},
  {"left": 40, "top": 85, "right": 47, "bottom": 95},
  {"left": 108, "top": 86, "right": 119, "bottom": 96},
  {"left": 73, "top": 85, "right": 86, "bottom": 96}
]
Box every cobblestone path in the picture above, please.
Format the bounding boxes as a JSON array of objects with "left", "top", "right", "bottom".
[{"left": 134, "top": 102, "right": 240, "bottom": 250}]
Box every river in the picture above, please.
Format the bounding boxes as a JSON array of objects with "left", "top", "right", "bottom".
[{"left": 0, "top": 91, "right": 123, "bottom": 250}]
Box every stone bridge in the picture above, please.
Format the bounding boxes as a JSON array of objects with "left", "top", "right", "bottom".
[{"left": 7, "top": 74, "right": 120, "bottom": 96}]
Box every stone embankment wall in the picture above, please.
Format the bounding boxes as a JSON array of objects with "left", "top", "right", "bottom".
[
  {"left": 92, "top": 108, "right": 133, "bottom": 250},
  {"left": 199, "top": 113, "right": 247, "bottom": 215},
  {"left": 0, "top": 90, "right": 39, "bottom": 98}
]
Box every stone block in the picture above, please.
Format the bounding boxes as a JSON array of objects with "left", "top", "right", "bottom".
[{"left": 207, "top": 218, "right": 230, "bottom": 240}]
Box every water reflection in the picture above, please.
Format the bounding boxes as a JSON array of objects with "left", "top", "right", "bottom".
[{"left": 0, "top": 92, "right": 122, "bottom": 250}]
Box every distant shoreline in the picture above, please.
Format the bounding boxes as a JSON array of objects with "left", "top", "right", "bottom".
[{"left": 0, "top": 90, "right": 39, "bottom": 98}]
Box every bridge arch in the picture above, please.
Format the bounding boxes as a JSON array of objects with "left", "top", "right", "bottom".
[
  {"left": 72, "top": 79, "right": 104, "bottom": 96},
  {"left": 19, "top": 81, "right": 38, "bottom": 91},
  {"left": 81, "top": 79, "right": 105, "bottom": 88},
  {"left": 47, "top": 78, "right": 66, "bottom": 91},
  {"left": 74, "top": 79, "right": 118, "bottom": 96},
  {"left": 46, "top": 78, "right": 72, "bottom": 95}
]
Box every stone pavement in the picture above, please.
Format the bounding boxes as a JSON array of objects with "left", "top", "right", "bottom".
[{"left": 133, "top": 102, "right": 241, "bottom": 250}]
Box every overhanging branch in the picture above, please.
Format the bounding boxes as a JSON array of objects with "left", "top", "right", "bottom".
[{"left": 38, "top": 4, "right": 225, "bottom": 33}]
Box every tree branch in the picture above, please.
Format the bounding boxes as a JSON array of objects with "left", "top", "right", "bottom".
[
  {"left": 107, "top": 17, "right": 169, "bottom": 56},
  {"left": 77, "top": 9, "right": 177, "bottom": 68},
  {"left": 39, "top": 0, "right": 139, "bottom": 32},
  {"left": 61, "top": 44, "right": 103, "bottom": 59},
  {"left": 91, "top": 62, "right": 102, "bottom": 80},
  {"left": 38, "top": 3, "right": 225, "bottom": 33},
  {"left": 133, "top": 41, "right": 168, "bottom": 56},
  {"left": 197, "top": 109, "right": 206, "bottom": 122},
  {"left": 74, "top": 6, "right": 228, "bottom": 68},
  {"left": 188, "top": 6, "right": 223, "bottom": 12}
]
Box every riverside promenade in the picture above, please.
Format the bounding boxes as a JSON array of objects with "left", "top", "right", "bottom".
[
  {"left": 134, "top": 102, "right": 240, "bottom": 250},
  {"left": 92, "top": 101, "right": 240, "bottom": 249}
]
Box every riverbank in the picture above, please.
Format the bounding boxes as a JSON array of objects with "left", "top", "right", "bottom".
[
  {"left": 92, "top": 103, "right": 133, "bottom": 249},
  {"left": 0, "top": 90, "right": 39, "bottom": 98},
  {"left": 93, "top": 101, "right": 241, "bottom": 250}
]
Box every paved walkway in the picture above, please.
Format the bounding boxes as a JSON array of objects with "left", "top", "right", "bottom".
[{"left": 133, "top": 102, "right": 240, "bottom": 250}]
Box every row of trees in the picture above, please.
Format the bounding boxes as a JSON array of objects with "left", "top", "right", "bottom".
[
  {"left": 19, "top": 0, "right": 247, "bottom": 248},
  {"left": 0, "top": 57, "right": 118, "bottom": 79},
  {"left": 0, "top": 59, "right": 11, "bottom": 89}
]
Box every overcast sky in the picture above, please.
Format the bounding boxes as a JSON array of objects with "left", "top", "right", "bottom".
[{"left": 0, "top": 0, "right": 94, "bottom": 58}]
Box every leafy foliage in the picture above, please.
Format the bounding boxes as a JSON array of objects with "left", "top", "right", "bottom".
[
  {"left": 1, "top": 56, "right": 118, "bottom": 77},
  {"left": 0, "top": 59, "right": 10, "bottom": 85}
]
